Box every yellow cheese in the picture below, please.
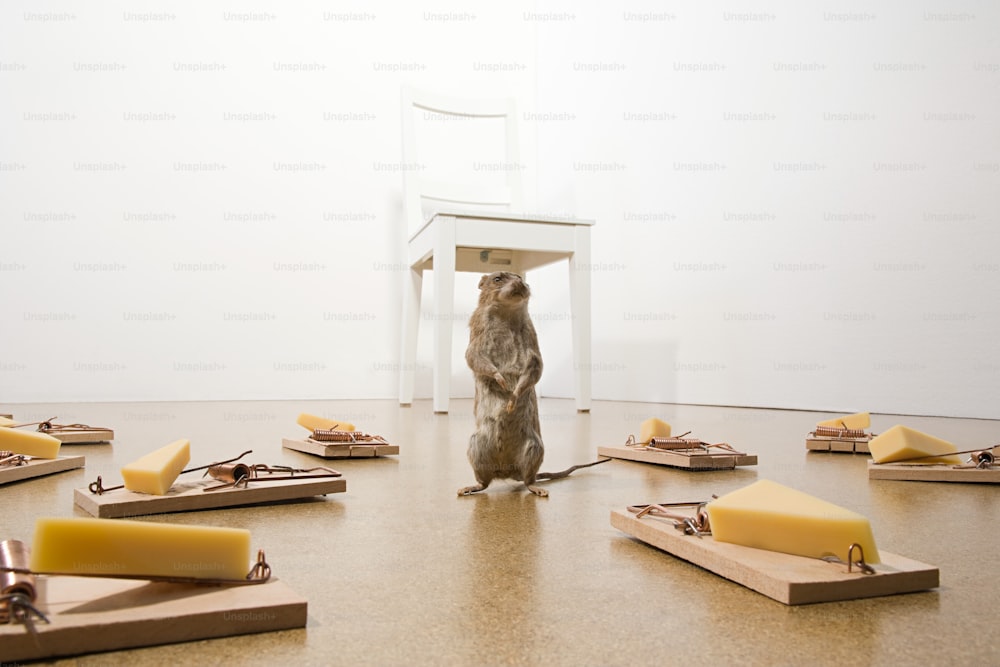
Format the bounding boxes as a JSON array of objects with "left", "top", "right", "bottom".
[
  {"left": 120, "top": 438, "right": 191, "bottom": 495},
  {"left": 868, "top": 424, "right": 962, "bottom": 465},
  {"left": 816, "top": 411, "right": 870, "bottom": 430},
  {"left": 0, "top": 416, "right": 15, "bottom": 427},
  {"left": 297, "top": 412, "right": 355, "bottom": 432},
  {"left": 0, "top": 427, "right": 61, "bottom": 459},
  {"left": 638, "top": 418, "right": 671, "bottom": 444},
  {"left": 706, "top": 479, "right": 880, "bottom": 564},
  {"left": 30, "top": 517, "right": 251, "bottom": 581}
]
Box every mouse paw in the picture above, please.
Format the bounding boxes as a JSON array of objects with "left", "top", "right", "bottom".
[
  {"left": 505, "top": 399, "right": 515, "bottom": 414},
  {"left": 458, "top": 484, "right": 485, "bottom": 496},
  {"left": 527, "top": 485, "right": 548, "bottom": 497},
  {"left": 493, "top": 372, "right": 509, "bottom": 392}
]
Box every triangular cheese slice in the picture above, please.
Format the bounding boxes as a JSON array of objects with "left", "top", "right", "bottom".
[
  {"left": 297, "top": 412, "right": 355, "bottom": 432},
  {"left": 120, "top": 438, "right": 191, "bottom": 495},
  {"left": 706, "top": 479, "right": 880, "bottom": 564},
  {"left": 868, "top": 424, "right": 961, "bottom": 464},
  {"left": 0, "top": 427, "right": 61, "bottom": 459},
  {"left": 816, "top": 411, "right": 870, "bottom": 430}
]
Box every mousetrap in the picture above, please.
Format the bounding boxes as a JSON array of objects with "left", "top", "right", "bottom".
[
  {"left": 611, "top": 503, "right": 938, "bottom": 605},
  {"left": 868, "top": 445, "right": 1000, "bottom": 484},
  {"left": 8, "top": 417, "right": 114, "bottom": 444},
  {"left": 0, "top": 540, "right": 307, "bottom": 662},
  {"left": 597, "top": 433, "right": 757, "bottom": 470},
  {"left": 74, "top": 450, "right": 346, "bottom": 518},
  {"left": 282, "top": 428, "right": 400, "bottom": 459},
  {"left": 806, "top": 425, "right": 873, "bottom": 454},
  {"left": 0, "top": 453, "right": 86, "bottom": 486}
]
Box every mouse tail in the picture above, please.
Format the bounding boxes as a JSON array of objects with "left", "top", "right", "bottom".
[{"left": 536, "top": 457, "right": 611, "bottom": 481}]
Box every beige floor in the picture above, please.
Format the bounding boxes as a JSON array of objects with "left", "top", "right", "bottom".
[{"left": 2, "top": 398, "right": 998, "bottom": 666}]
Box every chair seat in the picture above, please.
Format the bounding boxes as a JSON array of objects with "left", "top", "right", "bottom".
[{"left": 408, "top": 210, "right": 594, "bottom": 274}]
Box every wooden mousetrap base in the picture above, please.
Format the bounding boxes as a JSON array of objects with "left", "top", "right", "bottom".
[
  {"left": 868, "top": 460, "right": 1000, "bottom": 484},
  {"left": 806, "top": 435, "right": 871, "bottom": 454},
  {"left": 0, "top": 456, "right": 85, "bottom": 486},
  {"left": 0, "top": 574, "right": 306, "bottom": 662},
  {"left": 597, "top": 444, "right": 757, "bottom": 470},
  {"left": 74, "top": 475, "right": 347, "bottom": 518},
  {"left": 47, "top": 428, "right": 115, "bottom": 444},
  {"left": 282, "top": 437, "right": 400, "bottom": 459},
  {"left": 611, "top": 509, "right": 938, "bottom": 605}
]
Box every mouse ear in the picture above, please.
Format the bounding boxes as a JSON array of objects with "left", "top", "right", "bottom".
[{"left": 478, "top": 274, "right": 489, "bottom": 289}]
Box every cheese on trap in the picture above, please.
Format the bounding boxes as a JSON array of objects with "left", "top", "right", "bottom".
[
  {"left": 296, "top": 413, "right": 355, "bottom": 432},
  {"left": 816, "top": 411, "right": 870, "bottom": 430},
  {"left": 706, "top": 479, "right": 880, "bottom": 564},
  {"left": 120, "top": 438, "right": 191, "bottom": 495},
  {"left": 0, "top": 427, "right": 61, "bottom": 459},
  {"left": 868, "top": 424, "right": 962, "bottom": 465},
  {"left": 638, "top": 418, "right": 671, "bottom": 444},
  {"left": 30, "top": 516, "right": 251, "bottom": 581}
]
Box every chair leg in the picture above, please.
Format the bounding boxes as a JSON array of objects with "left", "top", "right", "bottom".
[
  {"left": 569, "top": 227, "right": 592, "bottom": 412},
  {"left": 432, "top": 217, "right": 458, "bottom": 413},
  {"left": 399, "top": 265, "right": 422, "bottom": 405}
]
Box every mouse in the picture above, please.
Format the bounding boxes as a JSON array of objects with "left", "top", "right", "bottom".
[{"left": 458, "top": 271, "right": 607, "bottom": 497}]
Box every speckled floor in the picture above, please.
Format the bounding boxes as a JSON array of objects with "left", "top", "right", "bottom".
[{"left": 2, "top": 398, "right": 998, "bottom": 666}]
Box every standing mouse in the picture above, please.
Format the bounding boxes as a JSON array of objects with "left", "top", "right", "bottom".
[{"left": 458, "top": 271, "right": 607, "bottom": 497}]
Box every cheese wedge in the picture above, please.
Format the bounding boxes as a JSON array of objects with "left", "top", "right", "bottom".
[
  {"left": 30, "top": 517, "right": 251, "bottom": 581},
  {"left": 120, "top": 438, "right": 191, "bottom": 495},
  {"left": 0, "top": 416, "right": 15, "bottom": 427},
  {"left": 297, "top": 412, "right": 355, "bottom": 432},
  {"left": 816, "top": 411, "right": 870, "bottom": 430},
  {"left": 868, "top": 424, "right": 962, "bottom": 465},
  {"left": 706, "top": 479, "right": 880, "bottom": 564},
  {"left": 0, "top": 427, "right": 61, "bottom": 459},
  {"left": 638, "top": 418, "right": 671, "bottom": 444}
]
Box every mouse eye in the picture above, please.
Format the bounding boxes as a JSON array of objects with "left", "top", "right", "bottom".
[{"left": 493, "top": 276, "right": 503, "bottom": 283}]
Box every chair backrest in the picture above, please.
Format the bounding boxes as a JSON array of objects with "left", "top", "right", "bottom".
[{"left": 400, "top": 85, "right": 525, "bottom": 237}]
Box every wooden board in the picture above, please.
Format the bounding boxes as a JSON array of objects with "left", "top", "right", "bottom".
[
  {"left": 868, "top": 460, "right": 1000, "bottom": 484},
  {"left": 47, "top": 428, "right": 114, "bottom": 444},
  {"left": 806, "top": 435, "right": 871, "bottom": 454},
  {"left": 597, "top": 444, "right": 757, "bottom": 470},
  {"left": 0, "top": 456, "right": 86, "bottom": 486},
  {"left": 282, "top": 437, "right": 400, "bottom": 459},
  {"left": 611, "top": 509, "right": 938, "bottom": 605},
  {"left": 74, "top": 475, "right": 347, "bottom": 518},
  {"left": 0, "top": 574, "right": 306, "bottom": 662}
]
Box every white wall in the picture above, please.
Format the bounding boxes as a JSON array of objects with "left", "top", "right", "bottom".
[
  {"left": 2, "top": 2, "right": 997, "bottom": 418},
  {"left": 527, "top": 2, "right": 999, "bottom": 419}
]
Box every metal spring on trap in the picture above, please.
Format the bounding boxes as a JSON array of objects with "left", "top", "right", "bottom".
[
  {"left": 0, "top": 451, "right": 28, "bottom": 468},
  {"left": 814, "top": 425, "right": 869, "bottom": 439},
  {"left": 0, "top": 540, "right": 48, "bottom": 625}
]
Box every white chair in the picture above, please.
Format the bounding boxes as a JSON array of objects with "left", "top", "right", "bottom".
[{"left": 398, "top": 84, "right": 594, "bottom": 413}]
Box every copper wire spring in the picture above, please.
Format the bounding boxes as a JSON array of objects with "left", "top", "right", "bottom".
[
  {"left": 310, "top": 429, "right": 388, "bottom": 444},
  {"left": 814, "top": 425, "right": 869, "bottom": 439},
  {"left": 312, "top": 429, "right": 357, "bottom": 442},
  {"left": 0, "top": 452, "right": 28, "bottom": 468}
]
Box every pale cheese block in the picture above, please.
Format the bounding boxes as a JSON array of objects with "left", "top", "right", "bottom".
[
  {"left": 0, "top": 415, "right": 15, "bottom": 427},
  {"left": 638, "top": 417, "right": 671, "bottom": 444},
  {"left": 297, "top": 412, "right": 355, "bottom": 432},
  {"left": 706, "top": 479, "right": 880, "bottom": 564},
  {"left": 30, "top": 516, "right": 251, "bottom": 581},
  {"left": 816, "top": 411, "right": 870, "bottom": 430},
  {"left": 120, "top": 438, "right": 191, "bottom": 495},
  {"left": 0, "top": 426, "right": 61, "bottom": 458},
  {"left": 868, "top": 424, "right": 962, "bottom": 465}
]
